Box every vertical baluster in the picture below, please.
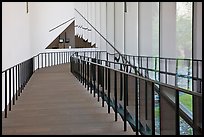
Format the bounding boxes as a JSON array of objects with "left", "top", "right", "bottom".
[
  {"left": 16, "top": 66, "right": 18, "bottom": 100},
  {"left": 124, "top": 73, "right": 127, "bottom": 131},
  {"left": 93, "top": 63, "right": 96, "bottom": 97},
  {"left": 135, "top": 77, "right": 138, "bottom": 135},
  {"left": 5, "top": 71, "right": 8, "bottom": 118},
  {"left": 114, "top": 71, "right": 117, "bottom": 121},
  {"left": 13, "top": 67, "right": 15, "bottom": 105},
  {"left": 175, "top": 90, "right": 180, "bottom": 135},
  {"left": 108, "top": 68, "right": 110, "bottom": 113},
  {"left": 152, "top": 82, "right": 155, "bottom": 135},
  {"left": 9, "top": 69, "right": 11, "bottom": 111},
  {"left": 97, "top": 65, "right": 100, "bottom": 102},
  {"left": 102, "top": 67, "right": 104, "bottom": 107}
]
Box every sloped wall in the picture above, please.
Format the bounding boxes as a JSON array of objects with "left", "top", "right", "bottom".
[{"left": 29, "top": 2, "right": 74, "bottom": 56}]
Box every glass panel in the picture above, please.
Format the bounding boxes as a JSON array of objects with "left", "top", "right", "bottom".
[
  {"left": 176, "top": 2, "right": 193, "bottom": 59},
  {"left": 155, "top": 90, "right": 160, "bottom": 135},
  {"left": 180, "top": 117, "right": 193, "bottom": 135}
]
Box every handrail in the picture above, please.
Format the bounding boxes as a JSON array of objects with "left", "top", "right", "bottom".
[
  {"left": 74, "top": 9, "right": 134, "bottom": 68},
  {"left": 75, "top": 51, "right": 202, "bottom": 92},
  {"left": 72, "top": 55, "right": 202, "bottom": 97},
  {"left": 109, "top": 52, "right": 202, "bottom": 62},
  {"left": 2, "top": 50, "right": 106, "bottom": 73},
  {"left": 49, "top": 17, "right": 75, "bottom": 32},
  {"left": 70, "top": 55, "right": 202, "bottom": 135}
]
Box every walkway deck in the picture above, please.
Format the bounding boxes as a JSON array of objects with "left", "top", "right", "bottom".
[{"left": 2, "top": 64, "right": 134, "bottom": 135}]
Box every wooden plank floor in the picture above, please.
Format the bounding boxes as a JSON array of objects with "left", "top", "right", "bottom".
[{"left": 2, "top": 64, "right": 134, "bottom": 135}]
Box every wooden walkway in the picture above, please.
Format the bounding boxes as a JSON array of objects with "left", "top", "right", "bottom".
[{"left": 2, "top": 64, "right": 134, "bottom": 135}]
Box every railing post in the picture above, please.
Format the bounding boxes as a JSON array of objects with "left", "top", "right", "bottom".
[
  {"left": 56, "top": 52, "right": 58, "bottom": 65},
  {"left": 18, "top": 64, "right": 20, "bottom": 96},
  {"left": 108, "top": 68, "right": 110, "bottom": 113},
  {"left": 48, "top": 53, "right": 50, "bottom": 67},
  {"left": 114, "top": 71, "right": 117, "bottom": 121},
  {"left": 82, "top": 60, "right": 85, "bottom": 85},
  {"left": 135, "top": 77, "right": 138, "bottom": 135},
  {"left": 120, "top": 64, "right": 123, "bottom": 101},
  {"left": 152, "top": 82, "right": 155, "bottom": 135},
  {"left": 124, "top": 73, "right": 127, "bottom": 131},
  {"left": 38, "top": 54, "right": 39, "bottom": 69},
  {"left": 9, "top": 69, "right": 11, "bottom": 111},
  {"left": 50, "top": 52, "right": 52, "bottom": 66},
  {"left": 87, "top": 60, "right": 89, "bottom": 91},
  {"left": 93, "top": 63, "right": 96, "bottom": 97},
  {"left": 126, "top": 65, "right": 128, "bottom": 106},
  {"left": 15, "top": 66, "right": 18, "bottom": 100},
  {"left": 105, "top": 53, "right": 108, "bottom": 90},
  {"left": 54, "top": 52, "right": 56, "bottom": 66},
  {"left": 13, "top": 67, "right": 15, "bottom": 105},
  {"left": 175, "top": 90, "right": 180, "bottom": 135},
  {"left": 165, "top": 58, "right": 167, "bottom": 84},
  {"left": 102, "top": 67, "right": 104, "bottom": 107},
  {"left": 97, "top": 65, "right": 100, "bottom": 102},
  {"left": 90, "top": 62, "right": 92, "bottom": 94},
  {"left": 80, "top": 59, "right": 82, "bottom": 83},
  {"left": 85, "top": 60, "right": 87, "bottom": 88},
  {"left": 41, "top": 53, "right": 43, "bottom": 68},
  {"left": 5, "top": 71, "right": 7, "bottom": 118}
]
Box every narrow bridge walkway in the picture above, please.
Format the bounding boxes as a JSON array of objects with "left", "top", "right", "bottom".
[{"left": 2, "top": 64, "right": 134, "bottom": 135}]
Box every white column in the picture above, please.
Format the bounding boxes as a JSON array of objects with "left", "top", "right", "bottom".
[
  {"left": 124, "top": 2, "right": 138, "bottom": 56},
  {"left": 160, "top": 2, "right": 176, "bottom": 85},
  {"left": 100, "top": 2, "right": 107, "bottom": 51},
  {"left": 194, "top": 2, "right": 202, "bottom": 60},
  {"left": 91, "top": 2, "right": 96, "bottom": 46},
  {"left": 95, "top": 2, "right": 101, "bottom": 49},
  {"left": 88, "top": 2, "right": 92, "bottom": 43},
  {"left": 138, "top": 2, "right": 153, "bottom": 56},
  {"left": 106, "top": 2, "right": 115, "bottom": 55},
  {"left": 160, "top": 2, "right": 176, "bottom": 58},
  {"left": 114, "top": 2, "right": 124, "bottom": 54}
]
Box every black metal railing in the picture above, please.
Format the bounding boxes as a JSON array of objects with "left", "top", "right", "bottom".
[
  {"left": 74, "top": 8, "right": 202, "bottom": 134},
  {"left": 70, "top": 54, "right": 202, "bottom": 135},
  {"left": 2, "top": 58, "right": 34, "bottom": 118},
  {"left": 107, "top": 53, "right": 202, "bottom": 92},
  {"left": 2, "top": 50, "right": 103, "bottom": 118},
  {"left": 2, "top": 49, "right": 202, "bottom": 135},
  {"left": 73, "top": 51, "right": 202, "bottom": 93}
]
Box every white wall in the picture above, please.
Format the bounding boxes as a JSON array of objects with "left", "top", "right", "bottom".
[
  {"left": 160, "top": 2, "right": 177, "bottom": 58},
  {"left": 138, "top": 2, "right": 153, "bottom": 56},
  {"left": 2, "top": 2, "right": 31, "bottom": 71},
  {"left": 194, "top": 2, "right": 202, "bottom": 60},
  {"left": 125, "top": 2, "right": 138, "bottom": 56},
  {"left": 106, "top": 2, "right": 115, "bottom": 54},
  {"left": 100, "top": 2, "right": 107, "bottom": 52},
  {"left": 2, "top": 2, "right": 75, "bottom": 112},
  {"left": 2, "top": 2, "right": 31, "bottom": 111},
  {"left": 29, "top": 2, "right": 74, "bottom": 56},
  {"left": 115, "top": 2, "right": 124, "bottom": 54}
]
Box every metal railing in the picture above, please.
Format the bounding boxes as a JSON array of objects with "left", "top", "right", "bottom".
[
  {"left": 2, "top": 50, "right": 103, "bottom": 118},
  {"left": 70, "top": 53, "right": 202, "bottom": 135},
  {"left": 2, "top": 58, "right": 34, "bottom": 118},
  {"left": 107, "top": 52, "right": 202, "bottom": 92},
  {"left": 2, "top": 50, "right": 202, "bottom": 135}
]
